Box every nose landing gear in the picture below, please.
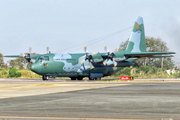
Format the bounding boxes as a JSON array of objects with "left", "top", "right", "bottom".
[{"left": 42, "top": 75, "right": 49, "bottom": 81}]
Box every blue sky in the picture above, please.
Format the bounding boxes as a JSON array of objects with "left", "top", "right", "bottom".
[{"left": 0, "top": 0, "right": 180, "bottom": 63}]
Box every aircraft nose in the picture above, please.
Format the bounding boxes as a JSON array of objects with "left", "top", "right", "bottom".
[{"left": 30, "top": 64, "right": 39, "bottom": 73}]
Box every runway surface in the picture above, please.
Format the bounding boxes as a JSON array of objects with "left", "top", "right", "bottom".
[{"left": 0, "top": 79, "right": 180, "bottom": 119}]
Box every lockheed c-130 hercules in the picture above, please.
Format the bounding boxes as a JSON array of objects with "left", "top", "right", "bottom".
[{"left": 5, "top": 17, "right": 175, "bottom": 80}]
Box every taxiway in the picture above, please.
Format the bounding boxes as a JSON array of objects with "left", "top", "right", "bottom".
[{"left": 0, "top": 79, "right": 180, "bottom": 119}]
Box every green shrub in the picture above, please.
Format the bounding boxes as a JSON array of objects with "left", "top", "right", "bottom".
[
  {"left": 139, "top": 65, "right": 151, "bottom": 73},
  {"left": 150, "top": 66, "right": 158, "bottom": 74},
  {"left": 114, "top": 67, "right": 131, "bottom": 76},
  {"left": 0, "top": 68, "right": 8, "bottom": 75},
  {"left": 8, "top": 67, "right": 21, "bottom": 77},
  {"left": 16, "top": 72, "right": 21, "bottom": 77}
]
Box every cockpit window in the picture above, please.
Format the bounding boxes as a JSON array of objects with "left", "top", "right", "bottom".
[
  {"left": 38, "top": 57, "right": 44, "bottom": 62},
  {"left": 44, "top": 56, "right": 49, "bottom": 61},
  {"left": 36, "top": 56, "right": 49, "bottom": 62}
]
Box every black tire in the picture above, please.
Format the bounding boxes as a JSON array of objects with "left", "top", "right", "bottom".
[
  {"left": 42, "top": 75, "right": 49, "bottom": 81},
  {"left": 89, "top": 77, "right": 94, "bottom": 80},
  {"left": 71, "top": 77, "right": 76, "bottom": 80},
  {"left": 77, "top": 77, "right": 83, "bottom": 80},
  {"left": 95, "top": 77, "right": 101, "bottom": 80}
]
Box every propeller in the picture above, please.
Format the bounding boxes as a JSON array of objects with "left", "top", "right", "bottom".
[
  {"left": 80, "top": 46, "right": 97, "bottom": 69},
  {"left": 103, "top": 46, "right": 118, "bottom": 67},
  {"left": 24, "top": 47, "right": 31, "bottom": 63},
  {"left": 20, "top": 47, "right": 32, "bottom": 69}
]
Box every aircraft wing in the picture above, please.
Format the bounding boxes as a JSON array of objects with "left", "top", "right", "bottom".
[
  {"left": 4, "top": 55, "right": 40, "bottom": 59},
  {"left": 124, "top": 52, "right": 175, "bottom": 58}
]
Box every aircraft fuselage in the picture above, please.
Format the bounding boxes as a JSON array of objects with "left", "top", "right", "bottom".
[{"left": 30, "top": 53, "right": 134, "bottom": 79}]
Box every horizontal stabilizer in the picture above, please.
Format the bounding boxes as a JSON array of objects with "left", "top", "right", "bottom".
[
  {"left": 124, "top": 52, "right": 175, "bottom": 58},
  {"left": 4, "top": 55, "right": 40, "bottom": 59},
  {"left": 4, "top": 55, "right": 22, "bottom": 57},
  {"left": 151, "top": 55, "right": 174, "bottom": 58}
]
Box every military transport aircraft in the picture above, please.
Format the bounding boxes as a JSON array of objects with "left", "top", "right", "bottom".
[{"left": 5, "top": 17, "right": 175, "bottom": 80}]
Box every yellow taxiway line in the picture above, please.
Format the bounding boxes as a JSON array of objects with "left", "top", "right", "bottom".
[
  {"left": 0, "top": 84, "right": 61, "bottom": 92},
  {"left": 0, "top": 116, "right": 145, "bottom": 120}
]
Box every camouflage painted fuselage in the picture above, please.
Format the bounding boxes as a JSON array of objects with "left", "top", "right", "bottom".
[{"left": 30, "top": 53, "right": 135, "bottom": 78}]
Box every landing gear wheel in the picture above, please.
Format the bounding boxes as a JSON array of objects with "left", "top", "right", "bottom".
[
  {"left": 70, "top": 77, "right": 76, "bottom": 80},
  {"left": 42, "top": 75, "right": 49, "bottom": 81},
  {"left": 77, "top": 77, "right": 83, "bottom": 80},
  {"left": 89, "top": 77, "right": 95, "bottom": 81},
  {"left": 95, "top": 77, "right": 101, "bottom": 80}
]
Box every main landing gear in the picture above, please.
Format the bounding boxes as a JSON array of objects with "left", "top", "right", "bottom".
[
  {"left": 70, "top": 77, "right": 83, "bottom": 80},
  {"left": 89, "top": 77, "right": 101, "bottom": 80},
  {"left": 42, "top": 75, "right": 49, "bottom": 81}
]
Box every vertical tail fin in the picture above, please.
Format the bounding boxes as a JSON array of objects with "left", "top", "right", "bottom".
[{"left": 125, "top": 17, "right": 146, "bottom": 52}]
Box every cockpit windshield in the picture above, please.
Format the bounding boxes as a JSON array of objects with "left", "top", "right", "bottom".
[
  {"left": 44, "top": 56, "right": 49, "bottom": 61},
  {"left": 37, "top": 56, "right": 50, "bottom": 62}
]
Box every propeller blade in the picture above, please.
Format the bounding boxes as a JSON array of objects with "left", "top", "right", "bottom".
[
  {"left": 113, "top": 59, "right": 118, "bottom": 67},
  {"left": 29, "top": 47, "right": 32, "bottom": 54},
  {"left": 116, "top": 47, "right": 118, "bottom": 51},
  {"left": 114, "top": 47, "right": 119, "bottom": 53},
  {"left": 80, "top": 59, "right": 86, "bottom": 65},
  {"left": 103, "top": 59, "right": 107, "bottom": 66},
  {"left": 84, "top": 46, "right": 88, "bottom": 53},
  {"left": 47, "top": 47, "right": 49, "bottom": 53},
  {"left": 92, "top": 51, "right": 97, "bottom": 56},
  {"left": 20, "top": 52, "right": 24, "bottom": 57},
  {"left": 89, "top": 62, "right": 94, "bottom": 70},
  {"left": 104, "top": 46, "right": 109, "bottom": 53},
  {"left": 23, "top": 63, "right": 28, "bottom": 70}
]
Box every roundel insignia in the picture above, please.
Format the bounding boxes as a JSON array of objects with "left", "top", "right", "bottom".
[{"left": 136, "top": 23, "right": 139, "bottom": 29}]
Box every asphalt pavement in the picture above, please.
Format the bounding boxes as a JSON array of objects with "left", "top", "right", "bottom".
[{"left": 0, "top": 80, "right": 180, "bottom": 119}]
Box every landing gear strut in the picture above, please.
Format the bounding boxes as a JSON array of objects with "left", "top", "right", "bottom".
[{"left": 42, "top": 75, "right": 49, "bottom": 81}]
